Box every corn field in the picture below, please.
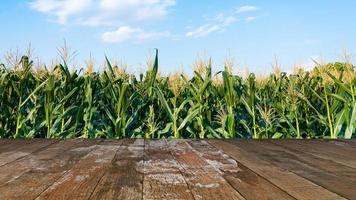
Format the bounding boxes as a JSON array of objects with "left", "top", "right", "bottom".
[{"left": 0, "top": 50, "right": 355, "bottom": 139}]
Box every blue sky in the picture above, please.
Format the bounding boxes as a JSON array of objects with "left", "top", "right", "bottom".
[{"left": 1, "top": 0, "right": 356, "bottom": 75}]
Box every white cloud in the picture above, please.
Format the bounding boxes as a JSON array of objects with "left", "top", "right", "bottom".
[
  {"left": 186, "top": 14, "right": 237, "bottom": 38},
  {"left": 236, "top": 5, "right": 258, "bottom": 14},
  {"left": 102, "top": 26, "right": 170, "bottom": 43},
  {"left": 223, "top": 16, "right": 237, "bottom": 26},
  {"left": 30, "top": 0, "right": 92, "bottom": 24},
  {"left": 186, "top": 24, "right": 220, "bottom": 38},
  {"left": 245, "top": 16, "right": 257, "bottom": 22},
  {"left": 30, "top": 0, "right": 176, "bottom": 26},
  {"left": 186, "top": 5, "right": 262, "bottom": 38}
]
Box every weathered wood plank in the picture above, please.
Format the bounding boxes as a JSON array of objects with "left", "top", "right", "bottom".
[
  {"left": 187, "top": 140, "right": 295, "bottom": 200},
  {"left": 328, "top": 140, "right": 356, "bottom": 151},
  {"left": 251, "top": 141, "right": 356, "bottom": 197},
  {"left": 0, "top": 139, "right": 355, "bottom": 199},
  {"left": 0, "top": 139, "right": 82, "bottom": 185},
  {"left": 304, "top": 140, "right": 356, "bottom": 153},
  {"left": 0, "top": 139, "right": 58, "bottom": 167},
  {"left": 234, "top": 141, "right": 356, "bottom": 198},
  {"left": 35, "top": 140, "right": 122, "bottom": 200},
  {"left": 0, "top": 140, "right": 99, "bottom": 200},
  {"left": 0, "top": 139, "right": 9, "bottom": 146},
  {"left": 227, "top": 140, "right": 356, "bottom": 199},
  {"left": 89, "top": 139, "right": 144, "bottom": 200},
  {"left": 209, "top": 140, "right": 345, "bottom": 200},
  {"left": 270, "top": 140, "right": 356, "bottom": 169},
  {"left": 143, "top": 140, "right": 194, "bottom": 200},
  {"left": 338, "top": 140, "right": 356, "bottom": 148},
  {"left": 167, "top": 140, "right": 245, "bottom": 200},
  {"left": 0, "top": 139, "right": 35, "bottom": 153}
]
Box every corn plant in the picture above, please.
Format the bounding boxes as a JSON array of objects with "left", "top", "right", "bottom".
[
  {"left": 183, "top": 59, "right": 214, "bottom": 138},
  {"left": 155, "top": 85, "right": 199, "bottom": 138},
  {"left": 221, "top": 67, "right": 239, "bottom": 138},
  {"left": 241, "top": 74, "right": 258, "bottom": 138},
  {"left": 0, "top": 50, "right": 355, "bottom": 139}
]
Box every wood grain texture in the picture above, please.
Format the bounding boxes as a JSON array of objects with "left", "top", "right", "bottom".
[
  {"left": 270, "top": 140, "right": 356, "bottom": 169},
  {"left": 0, "top": 139, "right": 82, "bottom": 185},
  {"left": 209, "top": 140, "right": 345, "bottom": 200},
  {"left": 0, "top": 139, "right": 355, "bottom": 200},
  {"left": 36, "top": 140, "right": 121, "bottom": 200},
  {"left": 0, "top": 140, "right": 99, "bottom": 200},
  {"left": 143, "top": 140, "right": 194, "bottom": 200},
  {"left": 89, "top": 139, "right": 144, "bottom": 200},
  {"left": 339, "top": 139, "right": 356, "bottom": 148},
  {"left": 0, "top": 139, "right": 57, "bottom": 167},
  {"left": 188, "top": 140, "right": 295, "bottom": 200},
  {"left": 0, "top": 140, "right": 34, "bottom": 152},
  {"left": 228, "top": 140, "right": 356, "bottom": 199},
  {"left": 168, "top": 140, "right": 245, "bottom": 200}
]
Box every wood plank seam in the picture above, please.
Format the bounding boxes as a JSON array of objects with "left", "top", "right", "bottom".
[
  {"left": 263, "top": 141, "right": 356, "bottom": 199},
  {"left": 191, "top": 140, "right": 296, "bottom": 200},
  {"left": 0, "top": 140, "right": 103, "bottom": 199},
  {"left": 86, "top": 139, "right": 144, "bottom": 200},
  {"left": 0, "top": 140, "right": 59, "bottom": 167},
  {"left": 336, "top": 140, "right": 356, "bottom": 149},
  {"left": 143, "top": 139, "right": 194, "bottom": 200},
  {"left": 0, "top": 140, "right": 43, "bottom": 156},
  {"left": 1, "top": 139, "right": 355, "bottom": 200},
  {"left": 227, "top": 140, "right": 347, "bottom": 199},
  {"left": 208, "top": 140, "right": 345, "bottom": 200},
  {"left": 163, "top": 139, "right": 198, "bottom": 200},
  {"left": 217, "top": 151, "right": 298, "bottom": 200},
  {"left": 0, "top": 139, "right": 35, "bottom": 152},
  {"left": 86, "top": 140, "right": 124, "bottom": 199},
  {"left": 272, "top": 140, "right": 356, "bottom": 170},
  {"left": 271, "top": 141, "right": 356, "bottom": 170},
  {"left": 0, "top": 139, "right": 83, "bottom": 188},
  {"left": 223, "top": 140, "right": 347, "bottom": 199},
  {"left": 33, "top": 140, "right": 102, "bottom": 199},
  {"left": 183, "top": 140, "right": 247, "bottom": 200}
]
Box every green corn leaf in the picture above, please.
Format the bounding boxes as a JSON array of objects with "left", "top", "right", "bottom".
[
  {"left": 345, "top": 102, "right": 356, "bottom": 139},
  {"left": 154, "top": 87, "right": 174, "bottom": 121},
  {"left": 329, "top": 93, "right": 347, "bottom": 103},
  {"left": 333, "top": 110, "right": 345, "bottom": 138},
  {"left": 178, "top": 107, "right": 200, "bottom": 131},
  {"left": 105, "top": 56, "right": 114, "bottom": 76}
]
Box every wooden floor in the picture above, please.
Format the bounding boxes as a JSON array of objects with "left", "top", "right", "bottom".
[{"left": 0, "top": 140, "right": 356, "bottom": 200}]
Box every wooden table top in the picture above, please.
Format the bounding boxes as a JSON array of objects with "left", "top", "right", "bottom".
[{"left": 0, "top": 139, "right": 355, "bottom": 200}]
